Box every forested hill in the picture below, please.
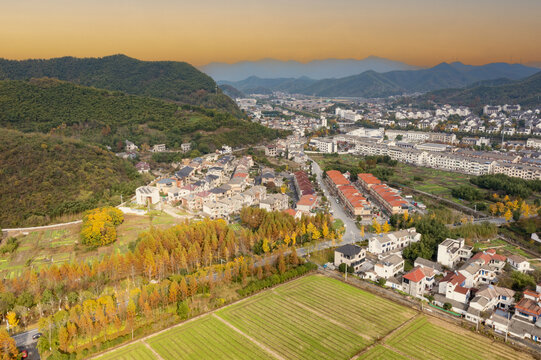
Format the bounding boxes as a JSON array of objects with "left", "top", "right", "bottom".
[
  {"left": 418, "top": 71, "right": 541, "bottom": 109},
  {"left": 0, "top": 129, "right": 144, "bottom": 228},
  {"left": 0, "top": 54, "right": 240, "bottom": 114},
  {"left": 0, "top": 78, "right": 283, "bottom": 152}
]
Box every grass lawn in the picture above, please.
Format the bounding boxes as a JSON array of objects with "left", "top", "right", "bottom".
[
  {"left": 97, "top": 275, "right": 533, "bottom": 360},
  {"left": 0, "top": 212, "right": 186, "bottom": 277}
]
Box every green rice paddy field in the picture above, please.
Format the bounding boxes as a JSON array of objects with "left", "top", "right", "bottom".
[{"left": 96, "top": 275, "right": 532, "bottom": 360}]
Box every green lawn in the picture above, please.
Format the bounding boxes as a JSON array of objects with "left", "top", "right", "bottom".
[{"left": 95, "top": 342, "right": 156, "bottom": 360}]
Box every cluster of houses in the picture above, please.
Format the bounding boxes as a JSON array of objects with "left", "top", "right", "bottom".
[
  {"left": 334, "top": 232, "right": 541, "bottom": 343},
  {"left": 135, "top": 154, "right": 291, "bottom": 219}
]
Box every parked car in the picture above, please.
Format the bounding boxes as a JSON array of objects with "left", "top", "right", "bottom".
[
  {"left": 32, "top": 332, "right": 42, "bottom": 340},
  {"left": 19, "top": 349, "right": 28, "bottom": 358}
]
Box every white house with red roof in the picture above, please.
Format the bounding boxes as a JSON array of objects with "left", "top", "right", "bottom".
[
  {"left": 402, "top": 267, "right": 427, "bottom": 298},
  {"left": 296, "top": 194, "right": 318, "bottom": 213}
]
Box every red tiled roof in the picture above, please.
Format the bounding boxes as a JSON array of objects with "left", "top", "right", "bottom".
[
  {"left": 403, "top": 267, "right": 425, "bottom": 282},
  {"left": 357, "top": 173, "right": 381, "bottom": 185},
  {"left": 297, "top": 195, "right": 317, "bottom": 207},
  {"left": 441, "top": 271, "right": 466, "bottom": 285},
  {"left": 516, "top": 298, "right": 541, "bottom": 316},
  {"left": 326, "top": 170, "right": 350, "bottom": 186},
  {"left": 455, "top": 286, "right": 469, "bottom": 295},
  {"left": 283, "top": 209, "right": 297, "bottom": 217}
]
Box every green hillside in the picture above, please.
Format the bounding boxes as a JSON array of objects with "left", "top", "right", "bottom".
[
  {"left": 0, "top": 129, "right": 144, "bottom": 228},
  {"left": 0, "top": 54, "right": 240, "bottom": 114},
  {"left": 0, "top": 78, "right": 283, "bottom": 151},
  {"left": 420, "top": 71, "right": 541, "bottom": 109}
]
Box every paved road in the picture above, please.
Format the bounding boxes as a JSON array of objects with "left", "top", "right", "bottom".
[
  {"left": 13, "top": 328, "right": 40, "bottom": 360},
  {"left": 310, "top": 159, "right": 363, "bottom": 245}
]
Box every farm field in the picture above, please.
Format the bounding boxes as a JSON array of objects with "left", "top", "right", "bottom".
[
  {"left": 383, "top": 315, "right": 529, "bottom": 360},
  {"left": 146, "top": 315, "right": 272, "bottom": 360},
  {"left": 95, "top": 342, "right": 156, "bottom": 360},
  {"left": 96, "top": 275, "right": 532, "bottom": 360}
]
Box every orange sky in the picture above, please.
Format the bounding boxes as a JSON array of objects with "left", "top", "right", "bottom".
[{"left": 1, "top": 0, "right": 539, "bottom": 67}]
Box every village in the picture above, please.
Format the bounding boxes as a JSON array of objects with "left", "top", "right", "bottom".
[{"left": 333, "top": 223, "right": 541, "bottom": 344}]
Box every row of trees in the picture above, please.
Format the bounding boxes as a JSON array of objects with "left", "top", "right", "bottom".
[
  {"left": 38, "top": 250, "right": 305, "bottom": 357},
  {"left": 0, "top": 210, "right": 333, "bottom": 343}
]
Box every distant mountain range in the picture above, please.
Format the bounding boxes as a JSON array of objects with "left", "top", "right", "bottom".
[
  {"left": 201, "top": 56, "right": 418, "bottom": 81},
  {"left": 221, "top": 62, "right": 540, "bottom": 98},
  {"left": 418, "top": 71, "right": 541, "bottom": 108}
]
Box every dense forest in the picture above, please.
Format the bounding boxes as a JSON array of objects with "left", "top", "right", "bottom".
[
  {"left": 0, "top": 79, "right": 284, "bottom": 151},
  {"left": 0, "top": 54, "right": 241, "bottom": 114},
  {"left": 0, "top": 129, "right": 144, "bottom": 227}
]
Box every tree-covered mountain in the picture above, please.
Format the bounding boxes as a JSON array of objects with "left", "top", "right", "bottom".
[
  {"left": 0, "top": 54, "right": 240, "bottom": 114},
  {"left": 0, "top": 129, "right": 144, "bottom": 227},
  {"left": 222, "top": 62, "right": 539, "bottom": 98},
  {"left": 218, "top": 84, "right": 245, "bottom": 99},
  {"left": 0, "top": 78, "right": 283, "bottom": 152},
  {"left": 417, "top": 71, "right": 541, "bottom": 108}
]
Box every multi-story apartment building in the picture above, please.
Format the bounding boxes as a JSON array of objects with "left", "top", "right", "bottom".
[{"left": 437, "top": 238, "right": 473, "bottom": 268}]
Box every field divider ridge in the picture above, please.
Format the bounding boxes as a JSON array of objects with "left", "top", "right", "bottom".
[
  {"left": 141, "top": 339, "right": 165, "bottom": 360},
  {"left": 350, "top": 313, "right": 423, "bottom": 360},
  {"left": 212, "top": 313, "right": 285, "bottom": 360}
]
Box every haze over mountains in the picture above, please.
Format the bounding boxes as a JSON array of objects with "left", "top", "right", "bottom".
[
  {"left": 201, "top": 56, "right": 418, "bottom": 81},
  {"left": 220, "top": 62, "right": 540, "bottom": 98}
]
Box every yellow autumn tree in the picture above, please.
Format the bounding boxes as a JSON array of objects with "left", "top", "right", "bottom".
[
  {"left": 291, "top": 232, "right": 297, "bottom": 246},
  {"left": 372, "top": 219, "right": 381, "bottom": 234},
  {"left": 262, "top": 238, "right": 270, "bottom": 253},
  {"left": 0, "top": 330, "right": 18, "bottom": 358},
  {"left": 322, "top": 222, "right": 329, "bottom": 238},
  {"left": 360, "top": 225, "right": 365, "bottom": 238},
  {"left": 312, "top": 229, "right": 321, "bottom": 241},
  {"left": 504, "top": 209, "right": 512, "bottom": 221},
  {"left": 403, "top": 210, "right": 409, "bottom": 222},
  {"left": 6, "top": 311, "right": 19, "bottom": 330},
  {"left": 283, "top": 234, "right": 291, "bottom": 247},
  {"left": 382, "top": 221, "right": 391, "bottom": 233},
  {"left": 521, "top": 203, "right": 530, "bottom": 218}
]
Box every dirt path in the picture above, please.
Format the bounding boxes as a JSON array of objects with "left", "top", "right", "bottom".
[
  {"left": 212, "top": 314, "right": 285, "bottom": 360},
  {"left": 142, "top": 340, "right": 164, "bottom": 360}
]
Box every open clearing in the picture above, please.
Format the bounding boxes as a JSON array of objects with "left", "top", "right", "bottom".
[{"left": 96, "top": 275, "right": 533, "bottom": 360}]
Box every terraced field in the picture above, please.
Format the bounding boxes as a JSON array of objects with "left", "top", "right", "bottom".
[{"left": 95, "top": 275, "right": 533, "bottom": 360}]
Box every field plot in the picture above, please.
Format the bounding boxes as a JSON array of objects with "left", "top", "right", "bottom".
[
  {"left": 146, "top": 315, "right": 272, "bottom": 360},
  {"left": 97, "top": 275, "right": 533, "bottom": 360},
  {"left": 385, "top": 316, "right": 531, "bottom": 360},
  {"left": 95, "top": 342, "right": 156, "bottom": 360},
  {"left": 358, "top": 345, "right": 408, "bottom": 360},
  {"left": 275, "top": 276, "right": 416, "bottom": 339}
]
